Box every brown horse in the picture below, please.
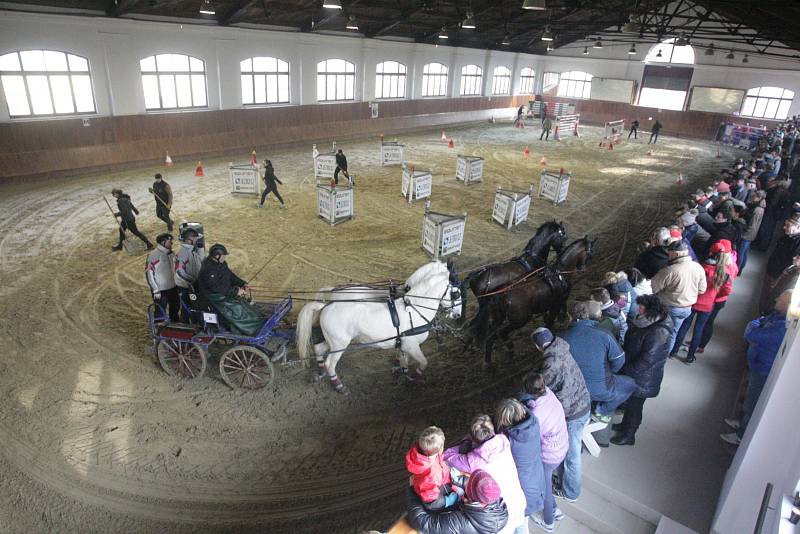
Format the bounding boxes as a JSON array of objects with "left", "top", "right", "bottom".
[
  {"left": 462, "top": 220, "right": 566, "bottom": 346},
  {"left": 479, "top": 237, "right": 597, "bottom": 365}
]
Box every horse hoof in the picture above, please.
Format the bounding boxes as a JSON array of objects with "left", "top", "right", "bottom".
[{"left": 334, "top": 383, "right": 350, "bottom": 395}]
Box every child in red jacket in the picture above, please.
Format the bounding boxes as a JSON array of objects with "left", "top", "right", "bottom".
[{"left": 405, "top": 426, "right": 468, "bottom": 512}]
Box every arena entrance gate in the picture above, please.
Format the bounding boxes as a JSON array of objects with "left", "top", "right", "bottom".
[
  {"left": 401, "top": 163, "right": 433, "bottom": 203},
  {"left": 421, "top": 202, "right": 467, "bottom": 260}
]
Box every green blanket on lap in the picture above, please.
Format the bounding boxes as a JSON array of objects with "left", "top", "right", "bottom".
[{"left": 205, "top": 293, "right": 265, "bottom": 337}]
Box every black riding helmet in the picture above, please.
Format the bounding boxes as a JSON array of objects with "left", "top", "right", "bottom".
[
  {"left": 208, "top": 243, "right": 229, "bottom": 257},
  {"left": 156, "top": 233, "right": 173, "bottom": 245},
  {"left": 181, "top": 227, "right": 199, "bottom": 241}
]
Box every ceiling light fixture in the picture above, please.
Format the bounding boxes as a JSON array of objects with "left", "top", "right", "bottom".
[
  {"left": 322, "top": 0, "right": 342, "bottom": 9},
  {"left": 438, "top": 25, "right": 448, "bottom": 39},
  {"left": 462, "top": 12, "right": 476, "bottom": 29},
  {"left": 199, "top": 0, "right": 215, "bottom": 14},
  {"left": 546, "top": 42, "right": 554, "bottom": 52},
  {"left": 726, "top": 50, "right": 735, "bottom": 60},
  {"left": 593, "top": 37, "right": 603, "bottom": 48},
  {"left": 521, "top": 0, "right": 546, "bottom": 10},
  {"left": 583, "top": 46, "right": 589, "bottom": 55},
  {"left": 628, "top": 44, "right": 637, "bottom": 55},
  {"left": 502, "top": 33, "right": 511, "bottom": 46},
  {"left": 655, "top": 49, "right": 663, "bottom": 58},
  {"left": 346, "top": 15, "right": 358, "bottom": 30},
  {"left": 705, "top": 43, "right": 715, "bottom": 56},
  {"left": 743, "top": 54, "right": 749, "bottom": 63},
  {"left": 541, "top": 25, "right": 553, "bottom": 41}
]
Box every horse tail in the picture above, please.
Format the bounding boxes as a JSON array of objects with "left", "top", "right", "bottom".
[{"left": 296, "top": 301, "right": 326, "bottom": 364}]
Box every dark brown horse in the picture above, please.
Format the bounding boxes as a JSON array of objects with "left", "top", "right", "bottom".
[
  {"left": 462, "top": 220, "right": 567, "bottom": 345},
  {"left": 479, "top": 237, "right": 597, "bottom": 365}
]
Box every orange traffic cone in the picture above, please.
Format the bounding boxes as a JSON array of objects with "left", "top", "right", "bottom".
[
  {"left": 441, "top": 131, "right": 447, "bottom": 142},
  {"left": 250, "top": 150, "right": 257, "bottom": 166},
  {"left": 540, "top": 156, "right": 547, "bottom": 166},
  {"left": 165, "top": 152, "right": 173, "bottom": 167},
  {"left": 524, "top": 146, "right": 530, "bottom": 158},
  {"left": 195, "top": 161, "right": 204, "bottom": 177},
  {"left": 448, "top": 139, "right": 454, "bottom": 149}
]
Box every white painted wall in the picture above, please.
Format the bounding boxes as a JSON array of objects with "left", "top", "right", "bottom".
[{"left": 2, "top": 10, "right": 800, "bottom": 121}]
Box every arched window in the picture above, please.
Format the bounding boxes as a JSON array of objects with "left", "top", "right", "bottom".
[
  {"left": 644, "top": 38, "right": 695, "bottom": 65},
  {"left": 0, "top": 50, "right": 96, "bottom": 117},
  {"left": 241, "top": 57, "right": 289, "bottom": 105},
  {"left": 519, "top": 67, "right": 536, "bottom": 94},
  {"left": 491, "top": 66, "right": 511, "bottom": 95},
  {"left": 557, "top": 71, "right": 592, "bottom": 99},
  {"left": 421, "top": 62, "right": 448, "bottom": 97},
  {"left": 375, "top": 61, "right": 406, "bottom": 99},
  {"left": 140, "top": 54, "right": 207, "bottom": 110},
  {"left": 741, "top": 87, "right": 795, "bottom": 120},
  {"left": 460, "top": 64, "right": 483, "bottom": 96},
  {"left": 317, "top": 59, "right": 355, "bottom": 102}
]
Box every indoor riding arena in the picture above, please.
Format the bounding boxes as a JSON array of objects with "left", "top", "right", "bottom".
[{"left": 2, "top": 2, "right": 800, "bottom": 534}]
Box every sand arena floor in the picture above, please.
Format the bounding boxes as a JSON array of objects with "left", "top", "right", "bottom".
[{"left": 0, "top": 122, "right": 739, "bottom": 533}]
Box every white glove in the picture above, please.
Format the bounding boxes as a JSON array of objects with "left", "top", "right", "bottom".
[{"left": 153, "top": 291, "right": 161, "bottom": 301}]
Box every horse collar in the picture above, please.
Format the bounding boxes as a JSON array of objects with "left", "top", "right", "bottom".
[{"left": 516, "top": 255, "right": 534, "bottom": 273}]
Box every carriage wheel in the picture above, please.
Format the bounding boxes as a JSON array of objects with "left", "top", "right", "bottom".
[
  {"left": 219, "top": 346, "right": 275, "bottom": 390},
  {"left": 157, "top": 339, "right": 207, "bottom": 379}
]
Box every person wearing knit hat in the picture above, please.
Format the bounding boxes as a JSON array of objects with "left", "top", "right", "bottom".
[
  {"left": 669, "top": 225, "right": 698, "bottom": 261},
  {"left": 679, "top": 210, "right": 697, "bottom": 227},
  {"left": 406, "top": 467, "right": 509, "bottom": 534}
]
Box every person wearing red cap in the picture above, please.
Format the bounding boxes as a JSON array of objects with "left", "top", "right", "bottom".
[
  {"left": 406, "top": 468, "right": 509, "bottom": 534},
  {"left": 672, "top": 239, "right": 736, "bottom": 363}
]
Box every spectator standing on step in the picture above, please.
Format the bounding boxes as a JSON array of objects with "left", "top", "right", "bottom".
[
  {"left": 648, "top": 120, "right": 663, "bottom": 144},
  {"left": 149, "top": 173, "right": 174, "bottom": 232},
  {"left": 628, "top": 119, "right": 639, "bottom": 139},
  {"left": 738, "top": 190, "right": 766, "bottom": 273},
  {"left": 560, "top": 303, "right": 636, "bottom": 425},
  {"left": 612, "top": 294, "right": 673, "bottom": 446},
  {"left": 720, "top": 290, "right": 790, "bottom": 446},
  {"left": 111, "top": 188, "right": 153, "bottom": 252},
  {"left": 259, "top": 160, "right": 286, "bottom": 209},
  {"left": 650, "top": 241, "right": 707, "bottom": 354}
]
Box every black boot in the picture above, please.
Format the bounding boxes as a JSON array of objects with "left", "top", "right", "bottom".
[
  {"left": 611, "top": 430, "right": 636, "bottom": 446},
  {"left": 612, "top": 422, "right": 625, "bottom": 432}
]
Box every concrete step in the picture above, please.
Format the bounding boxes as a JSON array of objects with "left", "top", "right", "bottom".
[{"left": 554, "top": 484, "right": 658, "bottom": 534}]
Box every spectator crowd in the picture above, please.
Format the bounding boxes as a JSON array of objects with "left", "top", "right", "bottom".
[{"left": 400, "top": 120, "right": 800, "bottom": 533}]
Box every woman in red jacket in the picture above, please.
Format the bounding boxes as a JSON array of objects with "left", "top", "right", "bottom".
[
  {"left": 694, "top": 240, "right": 739, "bottom": 356},
  {"left": 672, "top": 240, "right": 735, "bottom": 364}
]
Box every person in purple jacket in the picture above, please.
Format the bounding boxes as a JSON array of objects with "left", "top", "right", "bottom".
[{"left": 517, "top": 373, "right": 569, "bottom": 532}]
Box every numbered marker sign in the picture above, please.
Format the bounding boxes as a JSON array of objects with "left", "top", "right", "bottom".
[
  {"left": 455, "top": 155, "right": 484, "bottom": 185},
  {"left": 402, "top": 164, "right": 433, "bottom": 203},
  {"left": 421, "top": 208, "right": 467, "bottom": 259},
  {"left": 381, "top": 142, "right": 404, "bottom": 166},
  {"left": 317, "top": 184, "right": 355, "bottom": 226},
  {"left": 229, "top": 165, "right": 260, "bottom": 195},
  {"left": 538, "top": 170, "right": 571, "bottom": 206},
  {"left": 493, "top": 187, "right": 533, "bottom": 229}
]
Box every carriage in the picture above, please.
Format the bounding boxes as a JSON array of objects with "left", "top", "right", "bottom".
[{"left": 147, "top": 295, "right": 293, "bottom": 390}]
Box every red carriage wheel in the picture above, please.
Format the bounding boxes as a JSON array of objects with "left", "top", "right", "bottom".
[
  {"left": 219, "top": 345, "right": 275, "bottom": 390},
  {"left": 157, "top": 339, "right": 207, "bottom": 379}
]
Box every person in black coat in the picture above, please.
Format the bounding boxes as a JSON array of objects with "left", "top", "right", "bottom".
[
  {"left": 334, "top": 149, "right": 351, "bottom": 185},
  {"left": 648, "top": 120, "right": 663, "bottom": 144},
  {"left": 406, "top": 469, "right": 509, "bottom": 534},
  {"left": 258, "top": 160, "right": 286, "bottom": 208},
  {"left": 111, "top": 188, "right": 153, "bottom": 251},
  {"left": 612, "top": 294, "right": 673, "bottom": 446},
  {"left": 628, "top": 119, "right": 639, "bottom": 139},
  {"left": 634, "top": 228, "right": 671, "bottom": 279}
]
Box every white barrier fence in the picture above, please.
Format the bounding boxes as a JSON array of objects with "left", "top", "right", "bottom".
[
  {"left": 554, "top": 114, "right": 580, "bottom": 140},
  {"left": 229, "top": 164, "right": 260, "bottom": 195},
  {"left": 455, "top": 155, "right": 484, "bottom": 185},
  {"left": 553, "top": 102, "right": 576, "bottom": 116},
  {"left": 313, "top": 142, "right": 337, "bottom": 182},
  {"left": 381, "top": 140, "right": 404, "bottom": 166},
  {"left": 317, "top": 183, "right": 355, "bottom": 226},
  {"left": 401, "top": 163, "right": 433, "bottom": 203},
  {"left": 492, "top": 186, "right": 533, "bottom": 229},
  {"left": 538, "top": 169, "right": 571, "bottom": 206},
  {"left": 421, "top": 203, "right": 467, "bottom": 260},
  {"left": 600, "top": 120, "right": 625, "bottom": 148}
]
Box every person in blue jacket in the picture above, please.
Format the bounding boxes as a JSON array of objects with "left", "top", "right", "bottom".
[{"left": 721, "top": 290, "right": 790, "bottom": 446}]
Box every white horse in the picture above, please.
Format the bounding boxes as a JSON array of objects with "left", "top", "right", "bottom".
[{"left": 296, "top": 261, "right": 462, "bottom": 393}]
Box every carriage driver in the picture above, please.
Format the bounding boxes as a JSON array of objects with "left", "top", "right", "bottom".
[
  {"left": 174, "top": 227, "right": 205, "bottom": 321},
  {"left": 197, "top": 244, "right": 265, "bottom": 336},
  {"left": 146, "top": 233, "right": 180, "bottom": 322}
]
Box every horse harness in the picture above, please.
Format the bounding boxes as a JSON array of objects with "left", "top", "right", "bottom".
[{"left": 385, "top": 282, "right": 459, "bottom": 348}]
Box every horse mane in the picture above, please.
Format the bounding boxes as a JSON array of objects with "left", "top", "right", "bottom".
[
  {"left": 525, "top": 220, "right": 565, "bottom": 255},
  {"left": 405, "top": 272, "right": 450, "bottom": 304},
  {"left": 555, "top": 237, "right": 592, "bottom": 269},
  {"left": 405, "top": 261, "right": 447, "bottom": 289}
]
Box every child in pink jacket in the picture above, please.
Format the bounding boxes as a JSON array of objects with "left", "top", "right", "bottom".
[{"left": 443, "top": 415, "right": 527, "bottom": 534}]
